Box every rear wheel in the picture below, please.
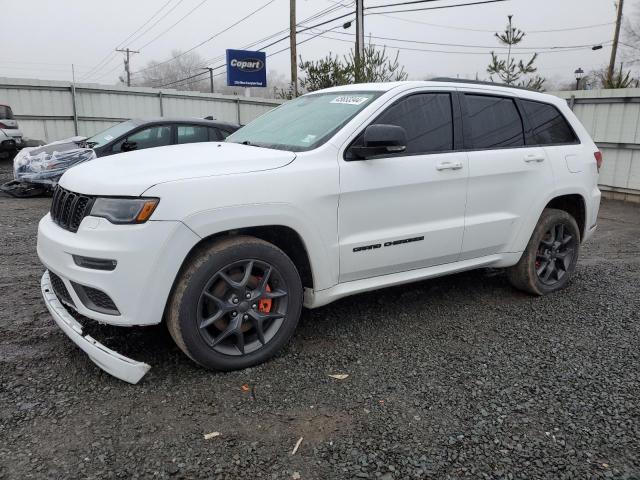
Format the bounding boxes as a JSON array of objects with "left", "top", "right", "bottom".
[
  {"left": 167, "top": 236, "right": 303, "bottom": 371},
  {"left": 507, "top": 208, "right": 580, "bottom": 295}
]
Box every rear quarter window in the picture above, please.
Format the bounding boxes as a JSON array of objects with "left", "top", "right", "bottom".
[{"left": 520, "top": 99, "right": 578, "bottom": 145}]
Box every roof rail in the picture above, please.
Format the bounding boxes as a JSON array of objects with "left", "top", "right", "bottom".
[{"left": 430, "top": 77, "right": 535, "bottom": 92}]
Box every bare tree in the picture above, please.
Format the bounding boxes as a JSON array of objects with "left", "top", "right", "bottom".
[
  {"left": 134, "top": 50, "right": 209, "bottom": 91},
  {"left": 622, "top": 1, "right": 640, "bottom": 66}
]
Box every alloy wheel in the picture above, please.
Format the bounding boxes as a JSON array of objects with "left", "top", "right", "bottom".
[
  {"left": 197, "top": 259, "right": 288, "bottom": 356},
  {"left": 535, "top": 223, "right": 577, "bottom": 286}
]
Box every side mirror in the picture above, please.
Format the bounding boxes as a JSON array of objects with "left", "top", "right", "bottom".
[
  {"left": 350, "top": 124, "right": 407, "bottom": 160},
  {"left": 121, "top": 140, "right": 137, "bottom": 152}
]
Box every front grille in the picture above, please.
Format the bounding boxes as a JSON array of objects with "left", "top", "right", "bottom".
[
  {"left": 72, "top": 282, "right": 120, "bottom": 316},
  {"left": 50, "top": 186, "right": 94, "bottom": 233},
  {"left": 49, "top": 271, "right": 75, "bottom": 308}
]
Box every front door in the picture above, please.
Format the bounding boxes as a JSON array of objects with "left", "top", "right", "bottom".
[{"left": 338, "top": 92, "right": 469, "bottom": 283}]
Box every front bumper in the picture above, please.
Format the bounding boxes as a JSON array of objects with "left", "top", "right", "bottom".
[
  {"left": 41, "top": 271, "right": 150, "bottom": 384},
  {"left": 37, "top": 213, "right": 200, "bottom": 326}
]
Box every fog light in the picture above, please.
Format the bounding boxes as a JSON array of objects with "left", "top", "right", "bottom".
[{"left": 73, "top": 255, "right": 117, "bottom": 271}]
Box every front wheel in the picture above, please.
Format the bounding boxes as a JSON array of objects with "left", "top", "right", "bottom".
[
  {"left": 166, "top": 236, "right": 303, "bottom": 371},
  {"left": 507, "top": 208, "right": 581, "bottom": 295}
]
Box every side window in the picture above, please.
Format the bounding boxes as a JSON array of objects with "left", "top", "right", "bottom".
[
  {"left": 374, "top": 93, "right": 454, "bottom": 155},
  {"left": 112, "top": 125, "right": 172, "bottom": 152},
  {"left": 348, "top": 93, "right": 454, "bottom": 158},
  {"left": 520, "top": 100, "right": 578, "bottom": 145},
  {"left": 464, "top": 94, "right": 524, "bottom": 149},
  {"left": 177, "top": 125, "right": 210, "bottom": 144}
]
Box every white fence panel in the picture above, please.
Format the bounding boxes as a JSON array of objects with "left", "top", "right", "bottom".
[
  {"left": 0, "top": 77, "right": 281, "bottom": 142},
  {"left": 553, "top": 88, "right": 640, "bottom": 201}
]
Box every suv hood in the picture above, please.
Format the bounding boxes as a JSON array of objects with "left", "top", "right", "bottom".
[{"left": 59, "top": 142, "right": 296, "bottom": 196}]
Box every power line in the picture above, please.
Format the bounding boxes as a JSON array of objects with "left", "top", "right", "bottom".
[
  {"left": 126, "top": 0, "right": 188, "bottom": 48},
  {"left": 150, "top": 0, "right": 513, "bottom": 90},
  {"left": 377, "top": 15, "right": 614, "bottom": 34},
  {"left": 116, "top": 0, "right": 176, "bottom": 48},
  {"left": 365, "top": 0, "right": 452, "bottom": 10},
  {"left": 366, "top": 0, "right": 508, "bottom": 16},
  {"left": 318, "top": 29, "right": 611, "bottom": 51},
  {"left": 152, "top": 6, "right": 357, "bottom": 87},
  {"left": 172, "top": 24, "right": 343, "bottom": 90},
  {"left": 135, "top": 0, "right": 208, "bottom": 50},
  {"left": 136, "top": 1, "right": 351, "bottom": 82},
  {"left": 310, "top": 31, "right": 611, "bottom": 56},
  {"left": 528, "top": 22, "right": 615, "bottom": 33},
  {"left": 80, "top": 0, "right": 175, "bottom": 80},
  {"left": 132, "top": 0, "right": 278, "bottom": 76}
]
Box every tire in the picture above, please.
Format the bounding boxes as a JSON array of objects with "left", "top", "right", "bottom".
[
  {"left": 166, "top": 235, "right": 303, "bottom": 371},
  {"left": 507, "top": 208, "right": 581, "bottom": 296}
]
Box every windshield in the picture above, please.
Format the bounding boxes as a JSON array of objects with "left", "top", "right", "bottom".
[
  {"left": 86, "top": 120, "right": 138, "bottom": 147},
  {"left": 227, "top": 91, "right": 382, "bottom": 152}
]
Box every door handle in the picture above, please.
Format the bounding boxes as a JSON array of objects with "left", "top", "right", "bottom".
[
  {"left": 436, "top": 161, "right": 463, "bottom": 171},
  {"left": 524, "top": 153, "right": 545, "bottom": 163}
]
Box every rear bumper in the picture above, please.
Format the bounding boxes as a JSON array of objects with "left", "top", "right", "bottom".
[{"left": 41, "top": 271, "right": 150, "bottom": 384}]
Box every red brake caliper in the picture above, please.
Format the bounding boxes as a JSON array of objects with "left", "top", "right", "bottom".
[{"left": 258, "top": 283, "right": 272, "bottom": 313}]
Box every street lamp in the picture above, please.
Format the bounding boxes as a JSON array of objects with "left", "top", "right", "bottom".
[{"left": 574, "top": 68, "right": 584, "bottom": 90}]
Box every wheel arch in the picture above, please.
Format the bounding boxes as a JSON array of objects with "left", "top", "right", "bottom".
[
  {"left": 544, "top": 193, "right": 586, "bottom": 241},
  {"left": 178, "top": 225, "right": 315, "bottom": 291}
]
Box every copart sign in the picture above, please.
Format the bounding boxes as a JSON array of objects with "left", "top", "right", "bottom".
[{"left": 226, "top": 49, "right": 267, "bottom": 87}]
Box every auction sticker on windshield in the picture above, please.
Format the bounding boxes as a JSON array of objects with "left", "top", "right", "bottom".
[{"left": 330, "top": 96, "right": 370, "bottom": 105}]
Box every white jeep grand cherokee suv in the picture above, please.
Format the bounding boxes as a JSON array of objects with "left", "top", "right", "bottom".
[{"left": 37, "top": 80, "right": 601, "bottom": 383}]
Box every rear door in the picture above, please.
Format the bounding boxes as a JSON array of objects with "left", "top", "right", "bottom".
[
  {"left": 338, "top": 91, "right": 469, "bottom": 282},
  {"left": 459, "top": 92, "right": 554, "bottom": 259}
]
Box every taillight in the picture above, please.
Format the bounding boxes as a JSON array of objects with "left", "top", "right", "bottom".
[
  {"left": 594, "top": 151, "right": 603, "bottom": 172},
  {"left": 0, "top": 122, "right": 7, "bottom": 129}
]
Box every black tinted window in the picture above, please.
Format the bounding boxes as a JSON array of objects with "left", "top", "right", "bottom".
[
  {"left": 370, "top": 93, "right": 453, "bottom": 155},
  {"left": 520, "top": 100, "right": 577, "bottom": 145},
  {"left": 464, "top": 95, "right": 524, "bottom": 148},
  {"left": 113, "top": 125, "right": 172, "bottom": 152}
]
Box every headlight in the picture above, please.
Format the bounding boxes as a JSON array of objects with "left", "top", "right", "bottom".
[{"left": 90, "top": 197, "right": 159, "bottom": 224}]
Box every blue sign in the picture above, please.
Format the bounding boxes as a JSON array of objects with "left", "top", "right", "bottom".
[{"left": 226, "top": 49, "right": 267, "bottom": 87}]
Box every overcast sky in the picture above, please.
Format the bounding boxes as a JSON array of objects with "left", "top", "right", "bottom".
[{"left": 0, "top": 0, "right": 633, "bottom": 89}]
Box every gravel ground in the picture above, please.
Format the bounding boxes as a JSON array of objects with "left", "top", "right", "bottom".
[{"left": 0, "top": 159, "right": 639, "bottom": 480}]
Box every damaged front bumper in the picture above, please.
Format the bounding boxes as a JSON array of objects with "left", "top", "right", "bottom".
[{"left": 41, "top": 271, "right": 150, "bottom": 384}]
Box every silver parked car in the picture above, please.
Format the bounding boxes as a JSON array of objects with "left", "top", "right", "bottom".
[{"left": 0, "top": 104, "right": 23, "bottom": 151}]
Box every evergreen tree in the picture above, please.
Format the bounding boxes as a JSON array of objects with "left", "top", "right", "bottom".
[{"left": 487, "top": 15, "right": 545, "bottom": 91}]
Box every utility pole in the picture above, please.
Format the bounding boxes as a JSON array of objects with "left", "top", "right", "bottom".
[
  {"left": 116, "top": 48, "right": 140, "bottom": 87},
  {"left": 608, "top": 0, "right": 624, "bottom": 81},
  {"left": 355, "top": 0, "right": 365, "bottom": 82},
  {"left": 202, "top": 67, "right": 215, "bottom": 93},
  {"left": 290, "top": 0, "right": 298, "bottom": 97}
]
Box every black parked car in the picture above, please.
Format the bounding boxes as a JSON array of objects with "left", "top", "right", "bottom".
[
  {"left": 2, "top": 118, "right": 240, "bottom": 197},
  {"left": 85, "top": 117, "right": 239, "bottom": 156}
]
